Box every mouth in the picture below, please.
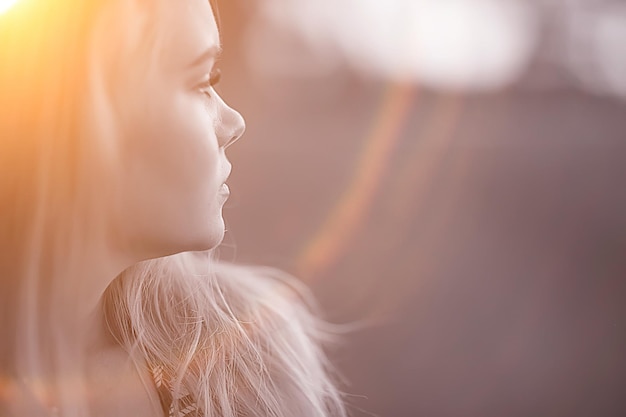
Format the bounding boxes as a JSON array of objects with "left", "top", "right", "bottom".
[
  {"left": 219, "top": 164, "right": 232, "bottom": 197},
  {"left": 221, "top": 163, "right": 232, "bottom": 186}
]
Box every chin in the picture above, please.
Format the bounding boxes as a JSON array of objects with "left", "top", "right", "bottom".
[
  {"left": 126, "top": 215, "right": 226, "bottom": 262},
  {"left": 190, "top": 217, "right": 226, "bottom": 251},
  {"left": 166, "top": 230, "right": 223, "bottom": 257},
  {"left": 202, "top": 230, "right": 225, "bottom": 251},
  {"left": 152, "top": 212, "right": 225, "bottom": 257}
]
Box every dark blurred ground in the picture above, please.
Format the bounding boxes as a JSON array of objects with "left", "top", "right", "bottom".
[{"left": 216, "top": 5, "right": 626, "bottom": 417}]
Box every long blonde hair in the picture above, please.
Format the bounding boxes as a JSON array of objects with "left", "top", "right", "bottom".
[
  {"left": 0, "top": 1, "right": 346, "bottom": 416},
  {"left": 105, "top": 254, "right": 346, "bottom": 417}
]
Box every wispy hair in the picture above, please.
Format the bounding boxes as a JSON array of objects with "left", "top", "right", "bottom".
[
  {"left": 104, "top": 252, "right": 347, "bottom": 417},
  {"left": 0, "top": 0, "right": 347, "bottom": 416}
]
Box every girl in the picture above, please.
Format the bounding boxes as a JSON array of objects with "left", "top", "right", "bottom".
[{"left": 0, "top": 0, "right": 346, "bottom": 416}]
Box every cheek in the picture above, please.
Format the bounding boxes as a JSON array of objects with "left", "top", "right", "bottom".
[
  {"left": 127, "top": 91, "right": 221, "bottom": 191},
  {"left": 118, "top": 89, "right": 224, "bottom": 244},
  {"left": 113, "top": 82, "right": 226, "bottom": 255}
]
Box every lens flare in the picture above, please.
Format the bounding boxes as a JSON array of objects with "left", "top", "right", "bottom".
[
  {"left": 0, "top": 0, "right": 18, "bottom": 15},
  {"left": 295, "top": 81, "right": 417, "bottom": 279}
]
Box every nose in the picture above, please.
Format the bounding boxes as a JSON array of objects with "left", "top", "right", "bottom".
[{"left": 216, "top": 94, "right": 246, "bottom": 149}]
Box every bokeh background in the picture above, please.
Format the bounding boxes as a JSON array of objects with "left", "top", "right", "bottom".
[{"left": 215, "top": 1, "right": 626, "bottom": 416}]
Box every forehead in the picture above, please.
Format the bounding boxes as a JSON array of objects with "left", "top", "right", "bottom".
[{"left": 158, "top": 0, "right": 219, "bottom": 71}]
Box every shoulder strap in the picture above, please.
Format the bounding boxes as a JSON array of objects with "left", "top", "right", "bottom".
[{"left": 149, "top": 364, "right": 201, "bottom": 417}]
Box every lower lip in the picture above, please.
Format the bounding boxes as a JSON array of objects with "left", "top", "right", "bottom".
[{"left": 220, "top": 183, "right": 230, "bottom": 197}]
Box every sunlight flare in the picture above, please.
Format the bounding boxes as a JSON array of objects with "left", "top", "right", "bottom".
[{"left": 0, "top": 0, "right": 19, "bottom": 15}]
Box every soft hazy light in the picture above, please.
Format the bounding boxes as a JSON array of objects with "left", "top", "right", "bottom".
[
  {"left": 590, "top": 4, "right": 626, "bottom": 99},
  {"left": 0, "top": 0, "right": 19, "bottom": 15},
  {"left": 251, "top": 0, "right": 538, "bottom": 91},
  {"left": 402, "top": 0, "right": 537, "bottom": 90},
  {"left": 330, "top": 0, "right": 538, "bottom": 89},
  {"left": 565, "top": 2, "right": 626, "bottom": 101}
]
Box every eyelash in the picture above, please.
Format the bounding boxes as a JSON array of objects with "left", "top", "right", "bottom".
[{"left": 199, "top": 68, "right": 222, "bottom": 98}]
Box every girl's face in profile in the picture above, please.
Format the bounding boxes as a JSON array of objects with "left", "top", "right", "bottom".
[{"left": 114, "top": 0, "right": 245, "bottom": 258}]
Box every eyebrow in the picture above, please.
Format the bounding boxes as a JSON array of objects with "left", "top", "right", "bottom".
[{"left": 187, "top": 44, "right": 223, "bottom": 69}]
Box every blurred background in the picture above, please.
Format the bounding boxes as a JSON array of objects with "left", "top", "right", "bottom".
[{"left": 215, "top": 0, "right": 626, "bottom": 416}]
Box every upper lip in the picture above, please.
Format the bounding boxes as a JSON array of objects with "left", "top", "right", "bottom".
[{"left": 221, "top": 164, "right": 232, "bottom": 185}]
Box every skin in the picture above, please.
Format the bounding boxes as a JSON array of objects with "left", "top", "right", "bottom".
[
  {"left": 53, "top": 1, "right": 244, "bottom": 415},
  {"left": 112, "top": 0, "right": 245, "bottom": 262}
]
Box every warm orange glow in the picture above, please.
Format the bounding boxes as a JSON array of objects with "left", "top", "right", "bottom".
[{"left": 0, "top": 0, "right": 18, "bottom": 14}]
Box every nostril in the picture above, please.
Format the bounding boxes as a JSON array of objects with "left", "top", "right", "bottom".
[
  {"left": 218, "top": 104, "right": 246, "bottom": 148},
  {"left": 224, "top": 133, "right": 242, "bottom": 149},
  {"left": 223, "top": 120, "right": 245, "bottom": 149}
]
